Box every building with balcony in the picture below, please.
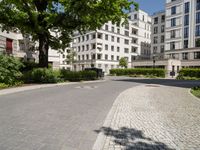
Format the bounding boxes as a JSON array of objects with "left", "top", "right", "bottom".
[{"left": 72, "top": 9, "right": 152, "bottom": 74}]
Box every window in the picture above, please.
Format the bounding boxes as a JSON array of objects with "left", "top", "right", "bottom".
[
  {"left": 184, "top": 27, "right": 189, "bottom": 38},
  {"left": 196, "top": 12, "right": 200, "bottom": 24},
  {"left": 161, "top": 35, "right": 165, "bottom": 43},
  {"left": 170, "top": 42, "right": 175, "bottom": 50},
  {"left": 105, "top": 54, "right": 108, "bottom": 60},
  {"left": 105, "top": 44, "right": 108, "bottom": 50},
  {"left": 184, "top": 15, "right": 189, "bottom": 26},
  {"left": 78, "top": 46, "right": 80, "bottom": 52},
  {"left": 125, "top": 31, "right": 129, "bottom": 36},
  {"left": 171, "top": 30, "right": 176, "bottom": 38},
  {"left": 86, "top": 54, "right": 89, "bottom": 60},
  {"left": 111, "top": 46, "right": 114, "bottom": 51},
  {"left": 117, "top": 56, "right": 120, "bottom": 61},
  {"left": 196, "top": 25, "right": 200, "bottom": 36},
  {"left": 154, "top": 17, "right": 158, "bottom": 24},
  {"left": 197, "top": 0, "right": 200, "bottom": 10},
  {"left": 184, "top": 40, "right": 188, "bottom": 48},
  {"left": 111, "top": 55, "right": 114, "bottom": 60},
  {"left": 134, "top": 14, "right": 137, "bottom": 19},
  {"left": 124, "top": 48, "right": 129, "bottom": 53},
  {"left": 86, "top": 35, "right": 89, "bottom": 40},
  {"left": 171, "top": 6, "right": 176, "bottom": 15},
  {"left": 153, "top": 36, "right": 158, "bottom": 44},
  {"left": 82, "top": 45, "right": 85, "bottom": 51},
  {"left": 171, "top": 18, "right": 176, "bottom": 27},
  {"left": 153, "top": 46, "right": 157, "bottom": 54},
  {"left": 117, "top": 37, "right": 120, "bottom": 43},
  {"left": 161, "top": 25, "right": 165, "bottom": 33},
  {"left": 160, "top": 45, "right": 165, "bottom": 53},
  {"left": 82, "top": 36, "right": 85, "bottom": 41},
  {"left": 185, "top": 2, "right": 190, "bottom": 13},
  {"left": 124, "top": 39, "right": 129, "bottom": 45},
  {"left": 182, "top": 53, "right": 188, "bottom": 60},
  {"left": 117, "top": 47, "right": 120, "bottom": 52},
  {"left": 92, "top": 34, "right": 96, "bottom": 39},
  {"left": 105, "top": 25, "right": 109, "bottom": 30},
  {"left": 161, "top": 15, "right": 165, "bottom": 22},
  {"left": 97, "top": 54, "right": 101, "bottom": 60},
  {"left": 105, "top": 34, "right": 108, "bottom": 40},
  {"left": 117, "top": 28, "right": 120, "bottom": 34},
  {"left": 111, "top": 36, "right": 115, "bottom": 42},
  {"left": 194, "top": 52, "right": 200, "bottom": 59},
  {"left": 154, "top": 27, "right": 158, "bottom": 34},
  {"left": 112, "top": 27, "right": 115, "bottom": 32}
]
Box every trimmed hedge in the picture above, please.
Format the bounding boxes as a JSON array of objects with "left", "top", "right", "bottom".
[
  {"left": 23, "top": 68, "right": 62, "bottom": 83},
  {"left": 177, "top": 68, "right": 200, "bottom": 80},
  {"left": 110, "top": 68, "right": 166, "bottom": 78},
  {"left": 61, "top": 70, "right": 97, "bottom": 81}
]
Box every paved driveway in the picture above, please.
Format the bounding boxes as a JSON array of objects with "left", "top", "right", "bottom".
[{"left": 0, "top": 78, "right": 138, "bottom": 150}]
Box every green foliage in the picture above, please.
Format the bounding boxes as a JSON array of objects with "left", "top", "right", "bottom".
[
  {"left": 0, "top": 0, "right": 138, "bottom": 67},
  {"left": 23, "top": 68, "right": 62, "bottom": 83},
  {"left": 0, "top": 83, "right": 9, "bottom": 89},
  {"left": 61, "top": 70, "right": 97, "bottom": 81},
  {"left": 110, "top": 68, "right": 166, "bottom": 78},
  {"left": 191, "top": 86, "right": 200, "bottom": 98},
  {"left": 21, "top": 61, "right": 39, "bottom": 72},
  {"left": 0, "top": 55, "right": 24, "bottom": 85},
  {"left": 177, "top": 68, "right": 200, "bottom": 80},
  {"left": 119, "top": 57, "right": 128, "bottom": 68}
]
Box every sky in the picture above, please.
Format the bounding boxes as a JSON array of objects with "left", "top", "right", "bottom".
[{"left": 135, "top": 0, "right": 165, "bottom": 15}]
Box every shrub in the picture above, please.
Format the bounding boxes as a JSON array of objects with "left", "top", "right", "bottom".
[
  {"left": 21, "top": 61, "right": 39, "bottom": 72},
  {"left": 177, "top": 68, "right": 200, "bottom": 80},
  {"left": 0, "top": 55, "right": 24, "bottom": 85},
  {"left": 23, "top": 68, "right": 62, "bottom": 83},
  {"left": 0, "top": 83, "right": 9, "bottom": 89},
  {"left": 110, "top": 68, "right": 166, "bottom": 78},
  {"left": 61, "top": 70, "right": 97, "bottom": 81}
]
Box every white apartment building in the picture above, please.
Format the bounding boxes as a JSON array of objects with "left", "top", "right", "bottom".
[
  {"left": 151, "top": 11, "right": 166, "bottom": 59},
  {"left": 0, "top": 29, "right": 38, "bottom": 61},
  {"left": 165, "top": 0, "right": 200, "bottom": 67},
  {"left": 72, "top": 10, "right": 151, "bottom": 74}
]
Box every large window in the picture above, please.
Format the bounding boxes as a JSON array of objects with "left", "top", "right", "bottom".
[
  {"left": 171, "top": 18, "right": 176, "bottom": 27},
  {"left": 184, "top": 27, "right": 189, "bottom": 38},
  {"left": 171, "top": 6, "right": 176, "bottom": 15},
  {"left": 170, "top": 42, "right": 175, "bottom": 50},
  {"left": 196, "top": 25, "right": 200, "bottom": 36},
  {"left": 194, "top": 52, "right": 200, "bottom": 59},
  {"left": 184, "top": 15, "right": 189, "bottom": 26},
  {"left": 182, "top": 53, "right": 188, "bottom": 60},
  {"left": 196, "top": 12, "right": 200, "bottom": 24},
  {"left": 184, "top": 40, "right": 188, "bottom": 48},
  {"left": 171, "top": 30, "right": 176, "bottom": 38},
  {"left": 197, "top": 0, "right": 200, "bottom": 10},
  {"left": 185, "top": 2, "right": 190, "bottom": 13}
]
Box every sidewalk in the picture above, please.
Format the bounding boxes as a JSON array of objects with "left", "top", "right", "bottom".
[
  {"left": 93, "top": 85, "right": 200, "bottom": 150},
  {"left": 0, "top": 80, "right": 106, "bottom": 96}
]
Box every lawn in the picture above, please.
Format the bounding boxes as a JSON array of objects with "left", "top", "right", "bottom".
[{"left": 191, "top": 87, "right": 200, "bottom": 98}]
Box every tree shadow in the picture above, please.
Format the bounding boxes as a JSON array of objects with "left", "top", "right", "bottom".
[
  {"left": 112, "top": 78, "right": 200, "bottom": 88},
  {"left": 95, "top": 127, "right": 175, "bottom": 150}
]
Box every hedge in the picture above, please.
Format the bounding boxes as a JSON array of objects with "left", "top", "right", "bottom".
[
  {"left": 23, "top": 68, "right": 62, "bottom": 83},
  {"left": 61, "top": 70, "right": 97, "bottom": 81},
  {"left": 177, "top": 68, "right": 200, "bottom": 80},
  {"left": 110, "top": 68, "right": 166, "bottom": 78}
]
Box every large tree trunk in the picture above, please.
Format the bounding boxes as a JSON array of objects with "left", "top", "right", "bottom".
[{"left": 38, "top": 35, "right": 49, "bottom": 68}]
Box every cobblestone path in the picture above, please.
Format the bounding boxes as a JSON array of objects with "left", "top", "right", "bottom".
[{"left": 93, "top": 85, "right": 200, "bottom": 150}]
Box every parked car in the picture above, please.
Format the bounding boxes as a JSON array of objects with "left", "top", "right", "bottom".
[{"left": 85, "top": 68, "right": 104, "bottom": 79}]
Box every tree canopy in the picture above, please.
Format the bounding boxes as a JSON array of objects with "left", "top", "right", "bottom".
[
  {"left": 119, "top": 57, "right": 128, "bottom": 68},
  {"left": 0, "top": 0, "right": 138, "bottom": 67}
]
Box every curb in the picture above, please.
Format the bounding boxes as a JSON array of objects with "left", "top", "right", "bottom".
[
  {"left": 188, "top": 88, "right": 200, "bottom": 102},
  {"left": 0, "top": 79, "right": 107, "bottom": 96}
]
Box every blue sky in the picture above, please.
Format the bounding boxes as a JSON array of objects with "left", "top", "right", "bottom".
[{"left": 135, "top": 0, "right": 165, "bottom": 15}]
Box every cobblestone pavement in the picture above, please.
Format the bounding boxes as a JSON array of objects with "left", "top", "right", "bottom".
[{"left": 93, "top": 85, "right": 200, "bottom": 150}]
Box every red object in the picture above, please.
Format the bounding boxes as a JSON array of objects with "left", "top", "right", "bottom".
[{"left": 6, "top": 38, "right": 13, "bottom": 54}]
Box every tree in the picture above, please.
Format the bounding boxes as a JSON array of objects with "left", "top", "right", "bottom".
[
  {"left": 119, "top": 57, "right": 128, "bottom": 68},
  {"left": 65, "top": 49, "right": 77, "bottom": 71},
  {"left": 0, "top": 0, "right": 138, "bottom": 68}
]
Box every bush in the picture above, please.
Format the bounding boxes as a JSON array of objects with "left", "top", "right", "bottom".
[
  {"left": 177, "top": 68, "right": 200, "bottom": 80},
  {"left": 0, "top": 83, "right": 9, "bottom": 89},
  {"left": 23, "top": 68, "right": 62, "bottom": 83},
  {"left": 21, "top": 61, "right": 39, "bottom": 72},
  {"left": 110, "top": 68, "right": 166, "bottom": 78},
  {"left": 0, "top": 55, "right": 24, "bottom": 85},
  {"left": 61, "top": 70, "right": 97, "bottom": 81},
  {"left": 191, "top": 86, "right": 200, "bottom": 98}
]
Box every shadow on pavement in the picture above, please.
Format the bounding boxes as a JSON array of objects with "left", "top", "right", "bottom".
[
  {"left": 95, "top": 127, "right": 175, "bottom": 150},
  {"left": 113, "top": 78, "right": 200, "bottom": 88}
]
